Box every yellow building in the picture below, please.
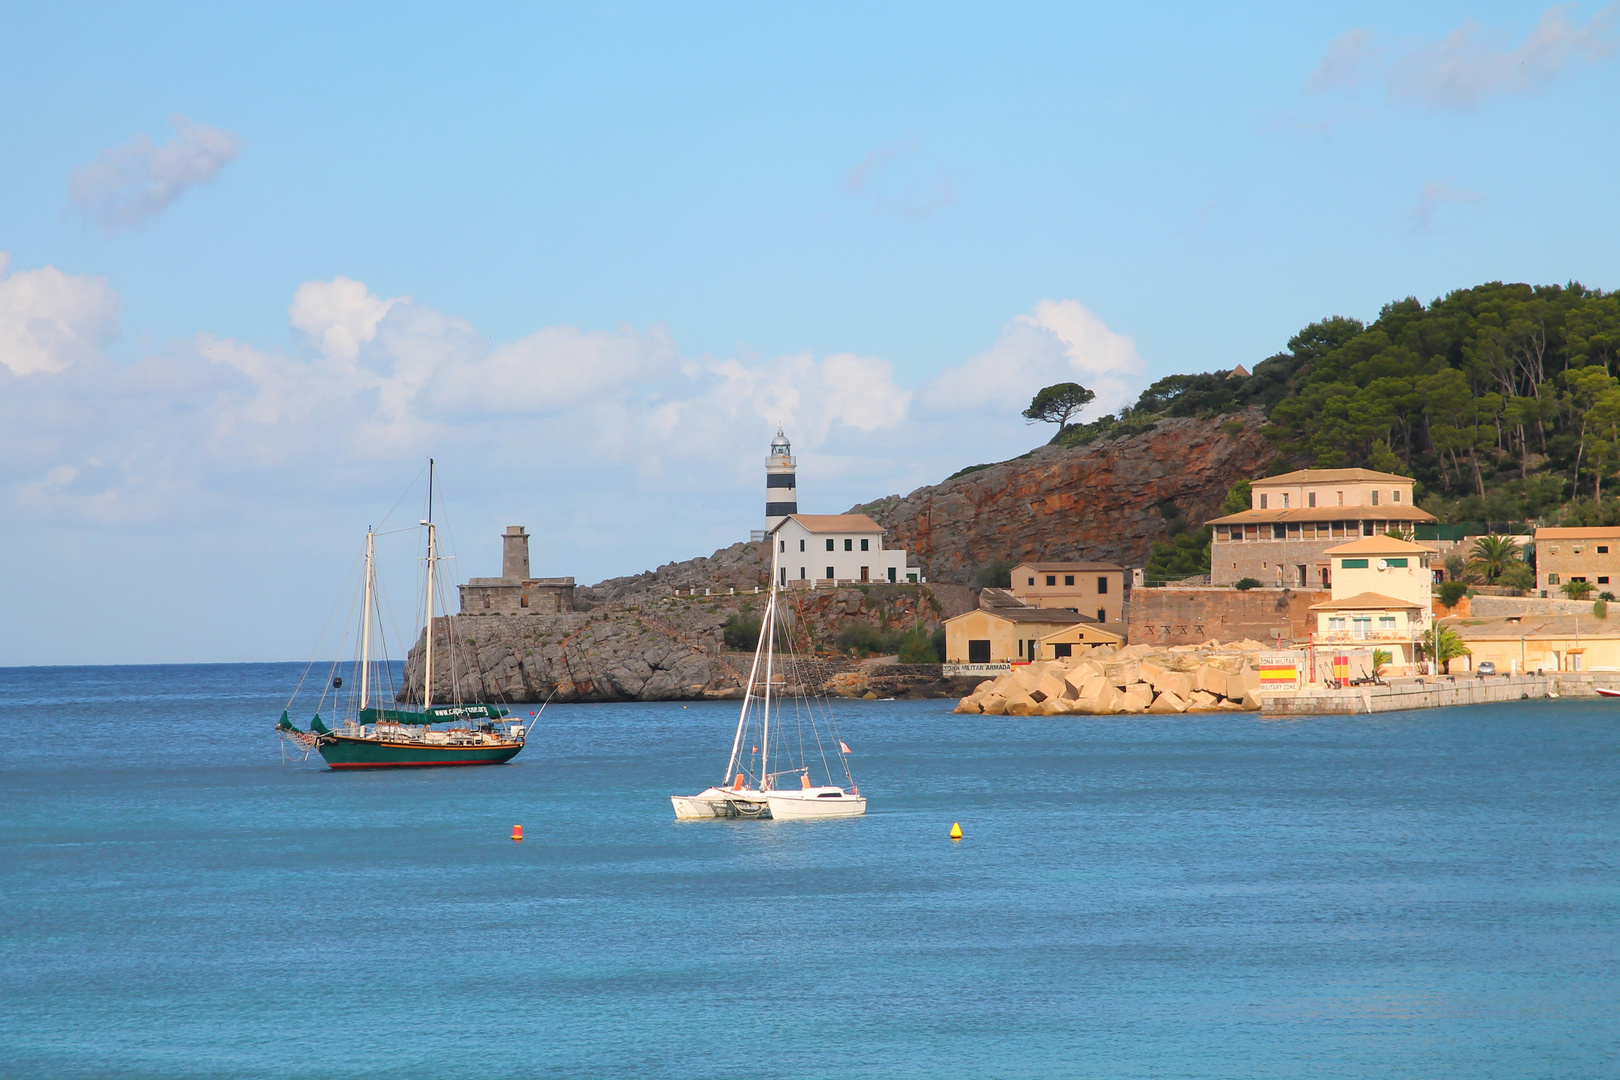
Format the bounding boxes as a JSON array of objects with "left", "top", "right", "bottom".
[
  {"left": 1008, "top": 561, "right": 1126, "bottom": 623},
  {"left": 1445, "top": 614, "right": 1620, "bottom": 673},
  {"left": 1534, "top": 527, "right": 1620, "bottom": 597},
  {"left": 1309, "top": 535, "right": 1436, "bottom": 669},
  {"left": 944, "top": 607, "right": 1115, "bottom": 666}
]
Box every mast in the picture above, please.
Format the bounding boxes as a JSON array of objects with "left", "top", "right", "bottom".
[
  {"left": 761, "top": 543, "right": 779, "bottom": 790},
  {"left": 424, "top": 459, "right": 436, "bottom": 711},
  {"left": 361, "top": 529, "right": 374, "bottom": 711},
  {"left": 724, "top": 545, "right": 773, "bottom": 785}
]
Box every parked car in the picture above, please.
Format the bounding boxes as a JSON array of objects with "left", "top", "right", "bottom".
[{"left": 1476, "top": 661, "right": 1497, "bottom": 676}]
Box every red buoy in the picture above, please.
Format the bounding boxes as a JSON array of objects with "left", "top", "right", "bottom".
[{"left": 512, "top": 824, "right": 523, "bottom": 842}]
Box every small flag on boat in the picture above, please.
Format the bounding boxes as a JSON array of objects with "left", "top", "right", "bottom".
[{"left": 840, "top": 741, "right": 852, "bottom": 754}]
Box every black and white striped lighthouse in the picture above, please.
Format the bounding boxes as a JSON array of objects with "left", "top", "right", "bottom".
[{"left": 765, "top": 427, "right": 798, "bottom": 531}]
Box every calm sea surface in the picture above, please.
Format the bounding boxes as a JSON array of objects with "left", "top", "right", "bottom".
[{"left": 1, "top": 663, "right": 1617, "bottom": 1078}]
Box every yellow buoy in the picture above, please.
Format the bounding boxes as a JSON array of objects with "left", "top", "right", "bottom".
[
  {"left": 512, "top": 824, "right": 523, "bottom": 842},
  {"left": 949, "top": 822, "right": 962, "bottom": 840}
]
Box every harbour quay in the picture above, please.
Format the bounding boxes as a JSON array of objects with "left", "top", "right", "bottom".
[{"left": 1260, "top": 672, "right": 1620, "bottom": 716}]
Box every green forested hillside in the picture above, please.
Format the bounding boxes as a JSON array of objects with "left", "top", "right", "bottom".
[{"left": 1118, "top": 282, "right": 1620, "bottom": 526}]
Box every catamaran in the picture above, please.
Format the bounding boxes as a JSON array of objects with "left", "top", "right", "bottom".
[
  {"left": 672, "top": 546, "right": 865, "bottom": 820},
  {"left": 277, "top": 461, "right": 527, "bottom": 769}
]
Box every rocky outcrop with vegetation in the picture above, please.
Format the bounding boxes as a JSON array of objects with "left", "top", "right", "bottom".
[{"left": 849, "top": 411, "right": 1275, "bottom": 584}]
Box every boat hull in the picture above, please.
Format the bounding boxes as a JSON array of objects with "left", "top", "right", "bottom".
[
  {"left": 765, "top": 788, "right": 867, "bottom": 820},
  {"left": 1596, "top": 687, "right": 1620, "bottom": 698},
  {"left": 317, "top": 734, "right": 523, "bottom": 769},
  {"left": 672, "top": 787, "right": 772, "bottom": 819}
]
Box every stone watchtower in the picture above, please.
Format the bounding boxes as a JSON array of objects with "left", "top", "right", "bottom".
[
  {"left": 459, "top": 525, "right": 575, "bottom": 615},
  {"left": 502, "top": 525, "right": 530, "bottom": 580},
  {"left": 765, "top": 427, "right": 798, "bottom": 532}
]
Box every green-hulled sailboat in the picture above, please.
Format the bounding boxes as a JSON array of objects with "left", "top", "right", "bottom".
[{"left": 277, "top": 461, "right": 527, "bottom": 769}]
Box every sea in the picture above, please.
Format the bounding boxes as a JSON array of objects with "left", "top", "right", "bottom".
[{"left": 1, "top": 662, "right": 1616, "bottom": 1079}]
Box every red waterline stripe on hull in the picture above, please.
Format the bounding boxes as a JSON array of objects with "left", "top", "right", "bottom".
[{"left": 325, "top": 760, "right": 511, "bottom": 769}]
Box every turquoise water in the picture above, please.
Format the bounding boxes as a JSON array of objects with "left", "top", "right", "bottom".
[{"left": 2, "top": 663, "right": 1617, "bottom": 1078}]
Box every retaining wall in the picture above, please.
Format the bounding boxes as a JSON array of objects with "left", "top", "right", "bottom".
[
  {"left": 1261, "top": 672, "right": 1620, "bottom": 715},
  {"left": 1129, "top": 587, "right": 1322, "bottom": 646}
]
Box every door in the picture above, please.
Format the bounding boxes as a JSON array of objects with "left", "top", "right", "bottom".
[
  {"left": 968, "top": 639, "right": 991, "bottom": 663},
  {"left": 860, "top": 566, "right": 870, "bottom": 582}
]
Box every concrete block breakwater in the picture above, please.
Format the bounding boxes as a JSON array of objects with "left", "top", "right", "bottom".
[{"left": 1262, "top": 672, "right": 1620, "bottom": 715}]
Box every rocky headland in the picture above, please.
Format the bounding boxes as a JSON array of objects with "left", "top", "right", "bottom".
[{"left": 403, "top": 412, "right": 1274, "bottom": 703}]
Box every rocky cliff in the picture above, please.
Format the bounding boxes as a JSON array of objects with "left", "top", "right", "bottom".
[
  {"left": 849, "top": 410, "right": 1274, "bottom": 582},
  {"left": 402, "top": 583, "right": 977, "bottom": 704}
]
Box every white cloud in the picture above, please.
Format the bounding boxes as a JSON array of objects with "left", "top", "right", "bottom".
[
  {"left": 289, "top": 277, "right": 406, "bottom": 360},
  {"left": 843, "top": 137, "right": 955, "bottom": 221},
  {"left": 67, "top": 115, "right": 241, "bottom": 231},
  {"left": 1309, "top": 4, "right": 1619, "bottom": 109},
  {"left": 0, "top": 253, "right": 120, "bottom": 376},
  {"left": 917, "top": 299, "right": 1144, "bottom": 421},
  {"left": 1405, "top": 181, "right": 1485, "bottom": 233}
]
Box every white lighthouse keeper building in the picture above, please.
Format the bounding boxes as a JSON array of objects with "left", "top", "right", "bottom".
[{"left": 767, "top": 514, "right": 915, "bottom": 587}]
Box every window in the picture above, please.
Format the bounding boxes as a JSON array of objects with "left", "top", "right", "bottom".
[
  {"left": 1379, "top": 616, "right": 1396, "bottom": 630},
  {"left": 1260, "top": 494, "right": 1268, "bottom": 509},
  {"left": 1600, "top": 576, "right": 1610, "bottom": 584},
  {"left": 780, "top": 567, "right": 787, "bottom": 585},
  {"left": 1018, "top": 638, "right": 1023, "bottom": 657},
  {"left": 844, "top": 538, "right": 853, "bottom": 551},
  {"left": 1337, "top": 491, "right": 1344, "bottom": 505},
  {"left": 1328, "top": 617, "right": 1346, "bottom": 631},
  {"left": 1097, "top": 577, "right": 1109, "bottom": 594},
  {"left": 1572, "top": 576, "right": 1588, "bottom": 583},
  {"left": 1097, "top": 608, "right": 1106, "bottom": 623},
  {"left": 1548, "top": 573, "right": 1560, "bottom": 584},
  {"left": 1308, "top": 492, "right": 1316, "bottom": 508},
  {"left": 860, "top": 538, "right": 869, "bottom": 551},
  {"left": 800, "top": 539, "right": 805, "bottom": 551},
  {"left": 1363, "top": 521, "right": 1375, "bottom": 536},
  {"left": 1385, "top": 558, "right": 1408, "bottom": 567},
  {"left": 1341, "top": 559, "right": 1369, "bottom": 569},
  {"left": 1064, "top": 575, "right": 1074, "bottom": 586},
  {"left": 800, "top": 567, "right": 806, "bottom": 579},
  {"left": 968, "top": 639, "right": 991, "bottom": 663},
  {"left": 1352, "top": 617, "right": 1371, "bottom": 640},
  {"left": 1053, "top": 643, "right": 1072, "bottom": 658},
  {"left": 825, "top": 566, "right": 834, "bottom": 579},
  {"left": 1283, "top": 493, "right": 1290, "bottom": 508},
  {"left": 1601, "top": 546, "right": 1611, "bottom": 554},
  {"left": 1027, "top": 577, "right": 1035, "bottom": 585},
  {"left": 826, "top": 539, "right": 835, "bottom": 551},
  {"left": 1273, "top": 524, "right": 1287, "bottom": 539},
  {"left": 1393, "top": 490, "right": 1401, "bottom": 503},
  {"left": 1046, "top": 575, "right": 1057, "bottom": 586},
  {"left": 1371, "top": 490, "right": 1379, "bottom": 505}
]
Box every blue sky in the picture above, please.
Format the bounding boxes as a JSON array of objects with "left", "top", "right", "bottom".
[{"left": 3, "top": 1, "right": 1618, "bottom": 664}]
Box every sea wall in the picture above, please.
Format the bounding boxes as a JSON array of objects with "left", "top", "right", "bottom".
[
  {"left": 1261, "top": 672, "right": 1620, "bottom": 715},
  {"left": 1128, "top": 586, "right": 1321, "bottom": 646}
]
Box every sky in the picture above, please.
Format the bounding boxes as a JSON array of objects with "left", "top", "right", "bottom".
[{"left": 3, "top": 1, "right": 1619, "bottom": 664}]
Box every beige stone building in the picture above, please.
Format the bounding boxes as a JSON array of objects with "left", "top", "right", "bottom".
[
  {"left": 1008, "top": 561, "right": 1126, "bottom": 623},
  {"left": 1308, "top": 535, "right": 1436, "bottom": 670},
  {"left": 1533, "top": 527, "right": 1620, "bottom": 596},
  {"left": 459, "top": 526, "right": 576, "bottom": 615},
  {"left": 1446, "top": 613, "right": 1620, "bottom": 673},
  {"left": 1206, "top": 467, "right": 1436, "bottom": 587},
  {"left": 943, "top": 607, "right": 1113, "bottom": 666}
]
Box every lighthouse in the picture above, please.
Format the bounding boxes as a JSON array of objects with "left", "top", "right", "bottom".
[{"left": 764, "top": 427, "right": 798, "bottom": 532}]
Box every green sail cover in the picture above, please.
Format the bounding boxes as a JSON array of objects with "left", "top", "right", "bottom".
[
  {"left": 277, "top": 711, "right": 304, "bottom": 733},
  {"left": 359, "top": 704, "right": 509, "bottom": 725},
  {"left": 310, "top": 715, "right": 331, "bottom": 734}
]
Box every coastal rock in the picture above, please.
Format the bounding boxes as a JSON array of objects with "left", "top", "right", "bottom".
[{"left": 847, "top": 411, "right": 1274, "bottom": 583}]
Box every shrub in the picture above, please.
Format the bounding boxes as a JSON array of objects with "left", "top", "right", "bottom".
[
  {"left": 1602, "top": 591, "right": 1617, "bottom": 602},
  {"left": 1438, "top": 580, "right": 1469, "bottom": 608},
  {"left": 722, "top": 612, "right": 761, "bottom": 650},
  {"left": 1595, "top": 600, "right": 1609, "bottom": 620},
  {"left": 897, "top": 626, "right": 937, "bottom": 663},
  {"left": 835, "top": 621, "right": 897, "bottom": 657},
  {"left": 973, "top": 559, "right": 1015, "bottom": 589},
  {"left": 931, "top": 626, "right": 946, "bottom": 661},
  {"left": 1234, "top": 577, "right": 1262, "bottom": 591}
]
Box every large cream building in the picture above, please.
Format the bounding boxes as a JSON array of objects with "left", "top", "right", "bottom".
[
  {"left": 1207, "top": 468, "right": 1436, "bottom": 587},
  {"left": 1308, "top": 535, "right": 1436, "bottom": 670}
]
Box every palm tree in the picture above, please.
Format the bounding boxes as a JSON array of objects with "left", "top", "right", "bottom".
[
  {"left": 1466, "top": 534, "right": 1522, "bottom": 584},
  {"left": 1422, "top": 626, "right": 1472, "bottom": 674},
  {"left": 1371, "top": 648, "right": 1392, "bottom": 678}
]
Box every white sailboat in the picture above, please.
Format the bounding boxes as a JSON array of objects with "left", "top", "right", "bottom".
[{"left": 672, "top": 545, "right": 866, "bottom": 821}]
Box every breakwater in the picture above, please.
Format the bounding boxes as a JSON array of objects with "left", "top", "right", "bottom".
[{"left": 1261, "top": 672, "right": 1620, "bottom": 715}]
